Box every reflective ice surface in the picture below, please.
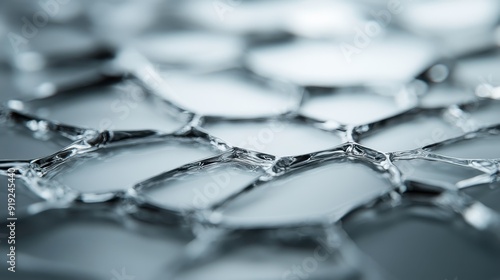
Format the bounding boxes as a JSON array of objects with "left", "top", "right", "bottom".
[
  {"left": 157, "top": 70, "right": 298, "bottom": 118},
  {"left": 359, "top": 114, "right": 463, "bottom": 152},
  {"left": 345, "top": 204, "right": 500, "bottom": 280},
  {"left": 0, "top": 124, "right": 71, "bottom": 160},
  {"left": 219, "top": 161, "right": 392, "bottom": 226},
  {"left": 9, "top": 209, "right": 191, "bottom": 280},
  {"left": 202, "top": 120, "right": 342, "bottom": 156},
  {"left": 143, "top": 162, "right": 263, "bottom": 210},
  {"left": 131, "top": 31, "right": 244, "bottom": 69},
  {"left": 300, "top": 88, "right": 410, "bottom": 125},
  {"left": 246, "top": 33, "right": 436, "bottom": 87},
  {"left": 50, "top": 140, "right": 217, "bottom": 194},
  {"left": 1, "top": 1, "right": 500, "bottom": 280},
  {"left": 23, "top": 83, "right": 187, "bottom": 132}
]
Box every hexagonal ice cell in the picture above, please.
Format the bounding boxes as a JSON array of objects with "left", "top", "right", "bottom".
[
  {"left": 202, "top": 120, "right": 342, "bottom": 156},
  {"left": 156, "top": 231, "right": 390, "bottom": 280},
  {"left": 344, "top": 205, "right": 500, "bottom": 280},
  {"left": 246, "top": 33, "right": 436, "bottom": 87},
  {"left": 419, "top": 84, "right": 477, "bottom": 108},
  {"left": 300, "top": 89, "right": 408, "bottom": 125},
  {"left": 9, "top": 27, "right": 102, "bottom": 71},
  {"left": 142, "top": 162, "right": 264, "bottom": 210},
  {"left": 166, "top": 243, "right": 351, "bottom": 280},
  {"left": 427, "top": 133, "right": 500, "bottom": 159},
  {"left": 462, "top": 182, "right": 500, "bottom": 213},
  {"left": 179, "top": 0, "right": 368, "bottom": 39},
  {"left": 393, "top": 159, "right": 484, "bottom": 186},
  {"left": 14, "top": 210, "right": 191, "bottom": 280},
  {"left": 11, "top": 65, "right": 100, "bottom": 98},
  {"left": 284, "top": 0, "right": 368, "bottom": 39},
  {"left": 22, "top": 83, "right": 187, "bottom": 132},
  {"left": 158, "top": 70, "right": 298, "bottom": 118},
  {"left": 49, "top": 141, "right": 218, "bottom": 194},
  {"left": 465, "top": 101, "right": 500, "bottom": 128},
  {"left": 131, "top": 31, "right": 244, "bottom": 69},
  {"left": 396, "top": 0, "right": 500, "bottom": 36},
  {"left": 217, "top": 161, "right": 393, "bottom": 226},
  {"left": 395, "top": 0, "right": 500, "bottom": 56},
  {"left": 178, "top": 0, "right": 288, "bottom": 35},
  {"left": 359, "top": 115, "right": 463, "bottom": 152},
  {"left": 454, "top": 51, "right": 500, "bottom": 90},
  {"left": 0, "top": 124, "right": 71, "bottom": 160}
]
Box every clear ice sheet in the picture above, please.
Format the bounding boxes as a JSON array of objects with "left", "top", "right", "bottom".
[
  {"left": 130, "top": 31, "right": 244, "bottom": 69},
  {"left": 359, "top": 114, "right": 464, "bottom": 152},
  {"left": 162, "top": 229, "right": 391, "bottom": 280},
  {"left": 420, "top": 84, "right": 477, "bottom": 108},
  {"left": 396, "top": 0, "right": 500, "bottom": 36},
  {"left": 465, "top": 101, "right": 500, "bottom": 128},
  {"left": 300, "top": 88, "right": 409, "bottom": 125},
  {"left": 0, "top": 123, "right": 72, "bottom": 160},
  {"left": 49, "top": 140, "right": 218, "bottom": 194},
  {"left": 202, "top": 120, "right": 343, "bottom": 156},
  {"left": 218, "top": 161, "right": 393, "bottom": 226},
  {"left": 463, "top": 182, "right": 500, "bottom": 213},
  {"left": 157, "top": 70, "right": 299, "bottom": 118},
  {"left": 7, "top": 209, "right": 192, "bottom": 280},
  {"left": 0, "top": 1, "right": 500, "bottom": 280},
  {"left": 178, "top": 0, "right": 369, "bottom": 38},
  {"left": 428, "top": 133, "right": 500, "bottom": 159},
  {"left": 246, "top": 33, "right": 436, "bottom": 87},
  {"left": 143, "top": 162, "right": 263, "bottom": 211},
  {"left": 22, "top": 83, "right": 187, "bottom": 132},
  {"left": 393, "top": 159, "right": 485, "bottom": 187},
  {"left": 344, "top": 204, "right": 500, "bottom": 280}
]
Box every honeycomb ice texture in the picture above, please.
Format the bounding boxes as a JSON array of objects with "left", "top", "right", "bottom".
[{"left": 0, "top": 0, "right": 500, "bottom": 280}]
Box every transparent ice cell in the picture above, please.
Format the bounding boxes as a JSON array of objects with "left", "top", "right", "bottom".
[
  {"left": 13, "top": 210, "right": 191, "bottom": 280},
  {"left": 300, "top": 89, "right": 405, "bottom": 125},
  {"left": 15, "top": 27, "right": 98, "bottom": 57},
  {"left": 143, "top": 163, "right": 263, "bottom": 210},
  {"left": 159, "top": 70, "right": 298, "bottom": 118},
  {"left": 178, "top": 0, "right": 288, "bottom": 35},
  {"left": 131, "top": 31, "right": 244, "bottom": 69},
  {"left": 179, "top": 0, "right": 368, "bottom": 38},
  {"left": 393, "top": 159, "right": 484, "bottom": 186},
  {"left": 428, "top": 133, "right": 500, "bottom": 159},
  {"left": 23, "top": 84, "right": 186, "bottom": 132},
  {"left": 11, "top": 65, "right": 103, "bottom": 97},
  {"left": 51, "top": 141, "right": 217, "bottom": 193},
  {"left": 9, "top": 27, "right": 100, "bottom": 71},
  {"left": 1, "top": 1, "right": 500, "bottom": 279},
  {"left": 344, "top": 205, "right": 500, "bottom": 280},
  {"left": 397, "top": 0, "right": 500, "bottom": 35},
  {"left": 454, "top": 51, "right": 500, "bottom": 89},
  {"left": 284, "top": 0, "right": 367, "bottom": 39},
  {"left": 0, "top": 124, "right": 71, "bottom": 160},
  {"left": 462, "top": 182, "right": 500, "bottom": 213},
  {"left": 202, "top": 120, "right": 342, "bottom": 156},
  {"left": 360, "top": 115, "right": 463, "bottom": 152},
  {"left": 167, "top": 238, "right": 375, "bottom": 280},
  {"left": 219, "top": 162, "right": 393, "bottom": 226},
  {"left": 246, "top": 33, "right": 436, "bottom": 87},
  {"left": 420, "top": 84, "right": 477, "bottom": 108},
  {"left": 466, "top": 101, "right": 500, "bottom": 128}
]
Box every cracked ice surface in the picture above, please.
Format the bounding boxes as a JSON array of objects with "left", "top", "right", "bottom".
[{"left": 1, "top": 1, "right": 500, "bottom": 280}]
